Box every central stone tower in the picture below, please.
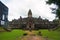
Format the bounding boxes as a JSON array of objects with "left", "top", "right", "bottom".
[
  {"left": 28, "top": 9, "right": 32, "bottom": 18},
  {"left": 27, "top": 9, "right": 34, "bottom": 30}
]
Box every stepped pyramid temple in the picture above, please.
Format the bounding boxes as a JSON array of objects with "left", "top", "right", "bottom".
[{"left": 9, "top": 9, "right": 58, "bottom": 30}]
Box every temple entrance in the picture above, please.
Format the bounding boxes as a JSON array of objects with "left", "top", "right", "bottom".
[
  {"left": 29, "top": 25, "right": 32, "bottom": 31},
  {"left": 29, "top": 26, "right": 31, "bottom": 28}
]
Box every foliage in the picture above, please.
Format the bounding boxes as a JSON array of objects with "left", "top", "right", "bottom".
[
  {"left": 47, "top": 0, "right": 60, "bottom": 7},
  {"left": 47, "top": 0, "right": 60, "bottom": 19},
  {"left": 23, "top": 33, "right": 28, "bottom": 36},
  {"left": 56, "top": 9, "right": 60, "bottom": 18},
  {"left": 37, "top": 31, "right": 42, "bottom": 36}
]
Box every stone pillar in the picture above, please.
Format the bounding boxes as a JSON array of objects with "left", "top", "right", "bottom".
[
  {"left": 31, "top": 24, "right": 34, "bottom": 29},
  {"left": 27, "top": 24, "right": 29, "bottom": 29}
]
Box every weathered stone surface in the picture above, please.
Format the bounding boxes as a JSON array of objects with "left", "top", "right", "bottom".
[{"left": 9, "top": 9, "right": 58, "bottom": 30}]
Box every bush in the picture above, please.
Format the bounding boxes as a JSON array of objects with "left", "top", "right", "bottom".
[
  {"left": 23, "top": 33, "right": 28, "bottom": 36},
  {"left": 38, "top": 31, "right": 42, "bottom": 36}
]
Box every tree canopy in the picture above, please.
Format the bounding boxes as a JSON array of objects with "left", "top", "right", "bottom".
[{"left": 47, "top": 0, "right": 60, "bottom": 19}]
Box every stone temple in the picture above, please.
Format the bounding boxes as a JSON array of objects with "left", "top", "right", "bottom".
[{"left": 9, "top": 9, "right": 58, "bottom": 30}]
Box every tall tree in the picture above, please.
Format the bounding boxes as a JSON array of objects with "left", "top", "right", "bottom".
[{"left": 47, "top": 0, "right": 60, "bottom": 19}]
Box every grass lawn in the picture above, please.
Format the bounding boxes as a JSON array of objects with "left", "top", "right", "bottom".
[
  {"left": 0, "top": 27, "right": 4, "bottom": 30},
  {"left": 0, "top": 29, "right": 25, "bottom": 40},
  {"left": 37, "top": 29, "right": 60, "bottom": 40},
  {"left": 0, "top": 29, "right": 60, "bottom": 40}
]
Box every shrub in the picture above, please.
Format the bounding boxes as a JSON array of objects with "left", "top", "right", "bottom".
[{"left": 23, "top": 33, "right": 28, "bottom": 36}]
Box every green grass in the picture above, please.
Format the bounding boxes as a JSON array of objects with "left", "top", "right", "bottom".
[
  {"left": 0, "top": 29, "right": 25, "bottom": 40},
  {"left": 37, "top": 29, "right": 60, "bottom": 40},
  {"left": 0, "top": 29, "right": 60, "bottom": 40},
  {"left": 0, "top": 27, "right": 5, "bottom": 31},
  {"left": 0, "top": 27, "right": 3, "bottom": 30}
]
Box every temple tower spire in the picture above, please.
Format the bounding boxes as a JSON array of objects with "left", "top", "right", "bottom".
[{"left": 28, "top": 9, "right": 32, "bottom": 18}]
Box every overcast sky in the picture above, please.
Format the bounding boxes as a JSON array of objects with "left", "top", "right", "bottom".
[{"left": 0, "top": 0, "right": 57, "bottom": 21}]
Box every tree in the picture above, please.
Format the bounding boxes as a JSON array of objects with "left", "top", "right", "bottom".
[
  {"left": 47, "top": 0, "right": 60, "bottom": 27},
  {"left": 46, "top": 0, "right": 60, "bottom": 19}
]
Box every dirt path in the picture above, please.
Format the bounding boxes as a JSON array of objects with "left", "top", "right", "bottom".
[
  {"left": 17, "top": 30, "right": 48, "bottom": 40},
  {"left": 20, "top": 35, "right": 46, "bottom": 40}
]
